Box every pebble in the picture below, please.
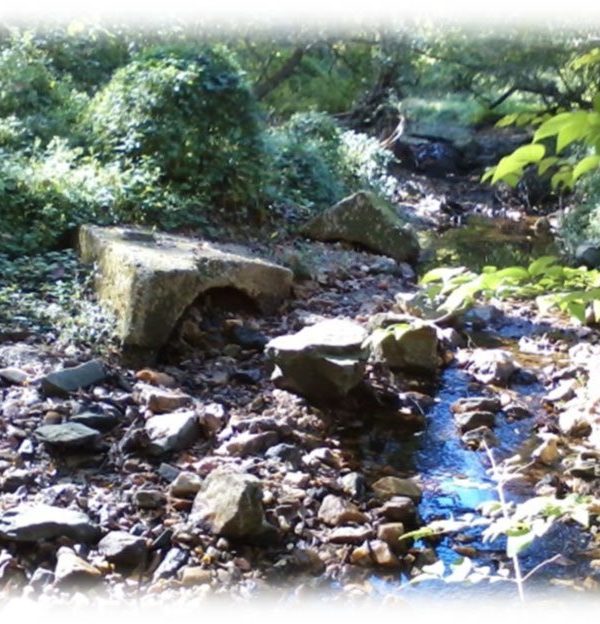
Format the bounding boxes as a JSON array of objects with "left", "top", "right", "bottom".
[
  {"left": 169, "top": 471, "right": 203, "bottom": 498},
  {"left": 379, "top": 497, "right": 417, "bottom": 524},
  {"left": 180, "top": 566, "right": 212, "bottom": 586},
  {"left": 54, "top": 547, "right": 103, "bottom": 587},
  {"left": 134, "top": 489, "right": 167, "bottom": 510},
  {"left": 371, "top": 477, "right": 423, "bottom": 503},
  {"left": 317, "top": 495, "right": 369, "bottom": 526}
]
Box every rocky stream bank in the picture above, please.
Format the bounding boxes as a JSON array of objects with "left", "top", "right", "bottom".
[{"left": 2, "top": 132, "right": 600, "bottom": 611}]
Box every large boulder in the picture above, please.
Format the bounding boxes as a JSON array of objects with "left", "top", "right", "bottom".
[
  {"left": 302, "top": 191, "right": 420, "bottom": 263},
  {"left": 190, "top": 467, "right": 274, "bottom": 541},
  {"left": 265, "top": 319, "right": 369, "bottom": 401},
  {"left": 78, "top": 226, "right": 292, "bottom": 358}
]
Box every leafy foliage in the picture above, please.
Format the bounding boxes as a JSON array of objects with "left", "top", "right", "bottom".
[
  {"left": 420, "top": 256, "right": 600, "bottom": 323},
  {"left": 84, "top": 45, "right": 268, "bottom": 212}
]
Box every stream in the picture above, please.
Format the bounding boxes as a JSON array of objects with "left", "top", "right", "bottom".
[{"left": 352, "top": 215, "right": 594, "bottom": 605}]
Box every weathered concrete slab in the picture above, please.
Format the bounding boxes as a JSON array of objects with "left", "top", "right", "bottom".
[{"left": 78, "top": 226, "right": 292, "bottom": 353}]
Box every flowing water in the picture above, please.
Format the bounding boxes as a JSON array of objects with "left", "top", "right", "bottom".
[{"left": 358, "top": 217, "right": 592, "bottom": 604}]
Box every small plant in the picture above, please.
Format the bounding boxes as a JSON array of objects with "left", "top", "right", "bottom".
[{"left": 420, "top": 256, "right": 600, "bottom": 324}]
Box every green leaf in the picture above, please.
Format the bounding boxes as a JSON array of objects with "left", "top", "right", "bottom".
[
  {"left": 510, "top": 144, "right": 546, "bottom": 163},
  {"left": 506, "top": 530, "right": 535, "bottom": 558},
  {"left": 496, "top": 113, "right": 518, "bottom": 128},
  {"left": 491, "top": 156, "right": 524, "bottom": 184},
  {"left": 533, "top": 112, "right": 578, "bottom": 142},
  {"left": 420, "top": 266, "right": 467, "bottom": 285},
  {"left": 538, "top": 157, "right": 559, "bottom": 176},
  {"left": 573, "top": 155, "right": 600, "bottom": 182},
  {"left": 528, "top": 255, "right": 558, "bottom": 277},
  {"left": 556, "top": 114, "right": 592, "bottom": 153}
]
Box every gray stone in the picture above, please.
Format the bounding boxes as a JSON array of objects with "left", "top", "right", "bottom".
[
  {"left": 265, "top": 319, "right": 369, "bottom": 401},
  {"left": 317, "top": 495, "right": 369, "bottom": 527},
  {"left": 503, "top": 402, "right": 533, "bottom": 420},
  {"left": 463, "top": 349, "right": 516, "bottom": 385},
  {"left": 575, "top": 243, "right": 600, "bottom": 268},
  {"left": 302, "top": 191, "right": 419, "bottom": 263},
  {"left": 328, "top": 526, "right": 374, "bottom": 545},
  {"left": 78, "top": 225, "right": 292, "bottom": 354},
  {"left": 54, "top": 547, "right": 102, "bottom": 587},
  {"left": 0, "top": 367, "right": 28, "bottom": 385},
  {"left": 219, "top": 431, "right": 279, "bottom": 457},
  {"left": 98, "top": 531, "right": 148, "bottom": 568},
  {"left": 454, "top": 410, "right": 496, "bottom": 433},
  {"left": 191, "top": 467, "right": 274, "bottom": 540},
  {"left": 70, "top": 410, "right": 121, "bottom": 432},
  {"left": 134, "top": 489, "right": 166, "bottom": 509},
  {"left": 265, "top": 443, "right": 303, "bottom": 468},
  {"left": 0, "top": 504, "right": 100, "bottom": 542},
  {"left": 340, "top": 472, "right": 366, "bottom": 499},
  {"left": 169, "top": 471, "right": 203, "bottom": 498},
  {"left": 379, "top": 497, "right": 417, "bottom": 524},
  {"left": 451, "top": 397, "right": 501, "bottom": 414},
  {"left": 152, "top": 547, "right": 189, "bottom": 581},
  {"left": 371, "top": 477, "right": 422, "bottom": 503},
  {"left": 137, "top": 384, "right": 193, "bottom": 414},
  {"left": 368, "top": 322, "right": 438, "bottom": 374},
  {"left": 40, "top": 360, "right": 107, "bottom": 397},
  {"left": 145, "top": 410, "right": 201, "bottom": 455},
  {"left": 34, "top": 422, "right": 100, "bottom": 449}
]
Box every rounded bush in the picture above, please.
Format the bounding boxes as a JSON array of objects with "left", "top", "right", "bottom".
[{"left": 84, "top": 46, "right": 267, "bottom": 209}]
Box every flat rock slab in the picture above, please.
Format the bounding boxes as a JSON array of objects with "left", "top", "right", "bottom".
[
  {"left": 0, "top": 504, "right": 100, "bottom": 543},
  {"left": 302, "top": 191, "right": 419, "bottom": 264},
  {"left": 265, "top": 319, "right": 369, "bottom": 401},
  {"left": 41, "top": 360, "right": 106, "bottom": 397},
  {"left": 78, "top": 225, "right": 292, "bottom": 354},
  {"left": 35, "top": 422, "right": 101, "bottom": 449}
]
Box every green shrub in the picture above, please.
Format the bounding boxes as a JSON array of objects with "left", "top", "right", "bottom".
[
  {"left": 0, "top": 31, "right": 88, "bottom": 147},
  {"left": 266, "top": 111, "right": 396, "bottom": 212},
  {"left": 83, "top": 45, "right": 268, "bottom": 212}
]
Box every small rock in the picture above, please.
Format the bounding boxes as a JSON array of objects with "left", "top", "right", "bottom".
[
  {"left": 371, "top": 477, "right": 422, "bottom": 503},
  {"left": 138, "top": 385, "right": 193, "bottom": 413},
  {"left": 379, "top": 497, "right": 417, "bottom": 524},
  {"left": 70, "top": 410, "right": 121, "bottom": 432},
  {"left": 191, "top": 467, "right": 275, "bottom": 540},
  {"left": 289, "top": 547, "right": 326, "bottom": 575},
  {"left": 54, "top": 547, "right": 102, "bottom": 587},
  {"left": 0, "top": 468, "right": 33, "bottom": 493},
  {"left": 180, "top": 566, "right": 212, "bottom": 586},
  {"left": 158, "top": 463, "right": 180, "bottom": 482},
  {"left": 227, "top": 325, "right": 268, "bottom": 351},
  {"left": 451, "top": 397, "right": 501, "bottom": 414},
  {"left": 98, "top": 531, "right": 148, "bottom": 568},
  {"left": 145, "top": 410, "right": 201, "bottom": 455},
  {"left": 34, "top": 422, "right": 100, "bottom": 450},
  {"left": 454, "top": 411, "right": 496, "bottom": 433},
  {"left": 377, "top": 522, "right": 406, "bottom": 553},
  {"left": 135, "top": 369, "right": 177, "bottom": 387},
  {"left": 198, "top": 402, "right": 227, "bottom": 436},
  {"left": 462, "top": 349, "right": 516, "bottom": 385},
  {"left": 152, "top": 547, "right": 189, "bottom": 581},
  {"left": 134, "top": 489, "right": 166, "bottom": 510},
  {"left": 559, "top": 410, "right": 592, "bottom": 437},
  {"left": 328, "top": 526, "right": 374, "bottom": 545},
  {"left": 544, "top": 381, "right": 576, "bottom": 403},
  {"left": 0, "top": 367, "right": 29, "bottom": 385},
  {"left": 41, "top": 360, "right": 106, "bottom": 397},
  {"left": 29, "top": 567, "right": 54, "bottom": 589},
  {"left": 503, "top": 402, "right": 533, "bottom": 420},
  {"left": 220, "top": 431, "right": 279, "bottom": 457},
  {"left": 169, "top": 472, "right": 203, "bottom": 498},
  {"left": 531, "top": 435, "right": 560, "bottom": 466},
  {"left": 340, "top": 472, "right": 366, "bottom": 499},
  {"left": 350, "top": 539, "right": 400, "bottom": 568},
  {"left": 317, "top": 495, "right": 369, "bottom": 527},
  {"left": 265, "top": 443, "right": 303, "bottom": 468}
]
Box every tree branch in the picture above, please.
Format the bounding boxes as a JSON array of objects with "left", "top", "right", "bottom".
[{"left": 253, "top": 44, "right": 313, "bottom": 100}]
